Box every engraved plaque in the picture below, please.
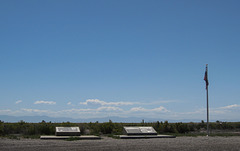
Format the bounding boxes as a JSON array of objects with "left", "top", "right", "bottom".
[
  {"left": 123, "top": 127, "right": 157, "bottom": 135},
  {"left": 55, "top": 127, "right": 80, "bottom": 136}
]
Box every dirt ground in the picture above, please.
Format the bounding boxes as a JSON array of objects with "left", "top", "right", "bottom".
[{"left": 1, "top": 136, "right": 240, "bottom": 151}]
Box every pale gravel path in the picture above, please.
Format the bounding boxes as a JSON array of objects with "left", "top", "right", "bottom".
[{"left": 1, "top": 136, "right": 240, "bottom": 151}]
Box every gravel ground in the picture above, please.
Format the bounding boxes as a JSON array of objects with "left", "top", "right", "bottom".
[{"left": 1, "top": 136, "right": 240, "bottom": 151}]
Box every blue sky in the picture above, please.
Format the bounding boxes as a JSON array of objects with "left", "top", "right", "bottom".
[{"left": 0, "top": 0, "right": 240, "bottom": 122}]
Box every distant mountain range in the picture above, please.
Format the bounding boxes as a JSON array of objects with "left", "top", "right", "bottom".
[{"left": 0, "top": 115, "right": 236, "bottom": 123}]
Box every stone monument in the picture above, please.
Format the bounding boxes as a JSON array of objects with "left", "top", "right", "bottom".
[
  {"left": 118, "top": 126, "right": 176, "bottom": 139},
  {"left": 55, "top": 127, "right": 80, "bottom": 136},
  {"left": 40, "top": 126, "right": 100, "bottom": 139},
  {"left": 123, "top": 126, "right": 157, "bottom": 135}
]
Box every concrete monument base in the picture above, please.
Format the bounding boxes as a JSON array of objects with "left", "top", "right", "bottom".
[
  {"left": 40, "top": 135, "right": 101, "bottom": 139},
  {"left": 118, "top": 134, "right": 176, "bottom": 139}
]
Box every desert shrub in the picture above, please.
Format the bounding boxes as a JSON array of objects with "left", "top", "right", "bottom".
[
  {"left": 188, "top": 122, "right": 196, "bottom": 131},
  {"left": 100, "top": 120, "right": 114, "bottom": 134},
  {"left": 163, "top": 121, "right": 176, "bottom": 133},
  {"left": 153, "top": 121, "right": 164, "bottom": 133},
  {"left": 89, "top": 121, "right": 101, "bottom": 135},
  {"left": 235, "top": 122, "right": 240, "bottom": 128},
  {"left": 38, "top": 121, "right": 55, "bottom": 135},
  {"left": 175, "top": 122, "right": 190, "bottom": 133},
  {"left": 1, "top": 120, "right": 239, "bottom": 136},
  {"left": 0, "top": 121, "right": 4, "bottom": 135},
  {"left": 197, "top": 120, "right": 206, "bottom": 130},
  {"left": 221, "top": 122, "right": 234, "bottom": 129},
  {"left": 77, "top": 123, "right": 89, "bottom": 135},
  {"left": 111, "top": 123, "right": 123, "bottom": 135}
]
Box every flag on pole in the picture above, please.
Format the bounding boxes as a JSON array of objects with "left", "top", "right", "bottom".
[
  {"left": 204, "top": 65, "right": 209, "bottom": 89},
  {"left": 204, "top": 64, "right": 209, "bottom": 136}
]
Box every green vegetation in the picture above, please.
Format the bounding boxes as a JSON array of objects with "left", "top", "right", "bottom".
[
  {"left": 0, "top": 119, "right": 239, "bottom": 138},
  {"left": 66, "top": 136, "right": 81, "bottom": 141}
]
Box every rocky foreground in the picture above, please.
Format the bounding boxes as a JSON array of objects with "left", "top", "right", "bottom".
[{"left": 1, "top": 136, "right": 240, "bottom": 151}]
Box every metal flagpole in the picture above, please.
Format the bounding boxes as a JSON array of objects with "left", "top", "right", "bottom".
[{"left": 205, "top": 64, "right": 209, "bottom": 136}]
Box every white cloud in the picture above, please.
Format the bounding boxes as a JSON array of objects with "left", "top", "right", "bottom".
[
  {"left": 58, "top": 107, "right": 123, "bottom": 118},
  {"left": 130, "top": 107, "right": 145, "bottom": 112},
  {"left": 15, "top": 100, "right": 22, "bottom": 104},
  {"left": 0, "top": 109, "right": 12, "bottom": 113},
  {"left": 62, "top": 108, "right": 94, "bottom": 113},
  {"left": 152, "top": 106, "right": 170, "bottom": 112},
  {"left": 62, "top": 106, "right": 123, "bottom": 113},
  {"left": 34, "top": 101, "right": 56, "bottom": 105},
  {"left": 140, "top": 100, "right": 179, "bottom": 105},
  {"left": 130, "top": 106, "right": 169, "bottom": 113},
  {"left": 78, "top": 99, "right": 177, "bottom": 107},
  {"left": 22, "top": 108, "right": 50, "bottom": 113},
  {"left": 208, "top": 104, "right": 240, "bottom": 115},
  {"left": 220, "top": 104, "right": 240, "bottom": 109},
  {"left": 67, "top": 102, "right": 72, "bottom": 105},
  {"left": 173, "top": 104, "right": 240, "bottom": 120},
  {"left": 97, "top": 106, "right": 123, "bottom": 112},
  {"left": 1, "top": 103, "right": 240, "bottom": 121},
  {"left": 79, "top": 99, "right": 134, "bottom": 106},
  {"left": 176, "top": 104, "right": 240, "bottom": 116},
  {"left": 178, "top": 108, "right": 205, "bottom": 115}
]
